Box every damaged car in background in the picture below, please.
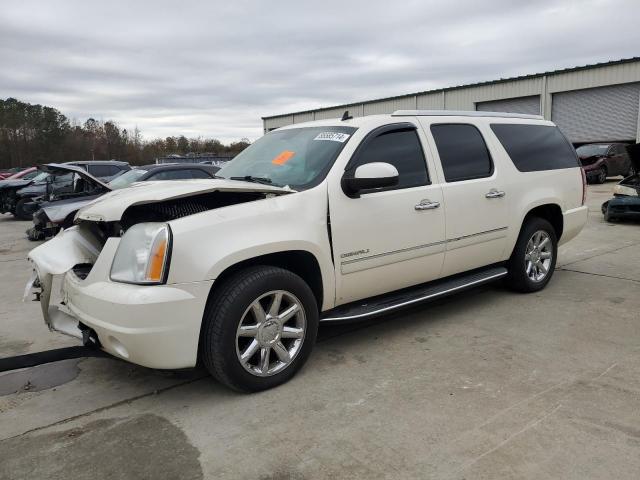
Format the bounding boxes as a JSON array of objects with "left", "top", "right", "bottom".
[
  {"left": 27, "top": 163, "right": 220, "bottom": 240},
  {"left": 577, "top": 142, "right": 635, "bottom": 184},
  {"left": 601, "top": 143, "right": 640, "bottom": 222}
]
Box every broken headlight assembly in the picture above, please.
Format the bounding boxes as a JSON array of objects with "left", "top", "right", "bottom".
[
  {"left": 110, "top": 223, "right": 171, "bottom": 284},
  {"left": 613, "top": 184, "right": 639, "bottom": 197}
]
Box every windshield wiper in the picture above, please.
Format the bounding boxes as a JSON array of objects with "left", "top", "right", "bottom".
[{"left": 229, "top": 175, "right": 273, "bottom": 185}]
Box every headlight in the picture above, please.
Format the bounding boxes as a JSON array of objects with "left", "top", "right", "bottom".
[
  {"left": 613, "top": 184, "right": 638, "bottom": 197},
  {"left": 110, "top": 223, "right": 171, "bottom": 284}
]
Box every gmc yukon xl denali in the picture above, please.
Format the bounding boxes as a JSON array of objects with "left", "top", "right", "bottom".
[{"left": 26, "top": 111, "right": 588, "bottom": 392}]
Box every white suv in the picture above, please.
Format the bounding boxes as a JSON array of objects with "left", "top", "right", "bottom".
[{"left": 27, "top": 110, "right": 588, "bottom": 391}]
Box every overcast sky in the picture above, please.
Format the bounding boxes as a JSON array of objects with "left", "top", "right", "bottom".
[{"left": 1, "top": 0, "right": 639, "bottom": 142}]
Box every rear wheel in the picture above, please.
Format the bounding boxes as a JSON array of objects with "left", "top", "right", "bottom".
[
  {"left": 200, "top": 266, "right": 318, "bottom": 392},
  {"left": 14, "top": 198, "right": 33, "bottom": 220},
  {"left": 506, "top": 217, "right": 557, "bottom": 293},
  {"left": 627, "top": 165, "right": 636, "bottom": 177}
]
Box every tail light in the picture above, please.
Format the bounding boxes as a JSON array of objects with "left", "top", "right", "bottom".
[{"left": 580, "top": 168, "right": 587, "bottom": 205}]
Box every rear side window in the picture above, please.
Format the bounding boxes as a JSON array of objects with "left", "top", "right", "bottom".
[
  {"left": 188, "top": 169, "right": 213, "bottom": 179},
  {"left": 350, "top": 128, "right": 429, "bottom": 189},
  {"left": 490, "top": 124, "right": 579, "bottom": 172},
  {"left": 430, "top": 124, "right": 493, "bottom": 182},
  {"left": 88, "top": 164, "right": 120, "bottom": 177}
]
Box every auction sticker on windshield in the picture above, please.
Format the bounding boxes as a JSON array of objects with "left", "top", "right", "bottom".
[{"left": 314, "top": 132, "right": 351, "bottom": 143}]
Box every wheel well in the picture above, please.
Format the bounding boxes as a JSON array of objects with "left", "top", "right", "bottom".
[
  {"left": 208, "top": 251, "right": 324, "bottom": 311},
  {"left": 524, "top": 204, "right": 563, "bottom": 239}
]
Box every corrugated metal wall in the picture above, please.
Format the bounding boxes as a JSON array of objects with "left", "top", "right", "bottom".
[
  {"left": 263, "top": 59, "right": 640, "bottom": 142},
  {"left": 476, "top": 95, "right": 541, "bottom": 114},
  {"left": 552, "top": 83, "right": 640, "bottom": 143}
]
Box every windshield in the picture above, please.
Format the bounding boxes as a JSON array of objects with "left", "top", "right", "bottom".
[
  {"left": 30, "top": 172, "right": 49, "bottom": 183},
  {"left": 576, "top": 144, "right": 609, "bottom": 157},
  {"left": 108, "top": 168, "right": 147, "bottom": 189},
  {"left": 217, "top": 126, "right": 357, "bottom": 189}
]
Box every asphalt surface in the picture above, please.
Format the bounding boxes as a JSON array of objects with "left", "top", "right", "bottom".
[{"left": 1, "top": 181, "right": 639, "bottom": 479}]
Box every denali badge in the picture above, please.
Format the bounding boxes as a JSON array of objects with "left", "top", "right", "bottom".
[{"left": 340, "top": 249, "right": 370, "bottom": 259}]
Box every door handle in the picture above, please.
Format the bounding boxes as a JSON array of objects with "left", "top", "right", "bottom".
[
  {"left": 415, "top": 200, "right": 440, "bottom": 210},
  {"left": 485, "top": 189, "right": 506, "bottom": 199}
]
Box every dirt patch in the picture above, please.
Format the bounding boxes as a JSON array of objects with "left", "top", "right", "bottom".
[
  {"left": 0, "top": 414, "right": 202, "bottom": 480},
  {"left": 0, "top": 337, "right": 33, "bottom": 357},
  {"left": 0, "top": 359, "right": 80, "bottom": 396}
]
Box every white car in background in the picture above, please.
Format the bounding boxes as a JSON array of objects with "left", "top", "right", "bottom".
[{"left": 27, "top": 110, "right": 588, "bottom": 392}]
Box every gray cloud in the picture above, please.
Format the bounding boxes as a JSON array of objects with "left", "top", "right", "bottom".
[{"left": 1, "top": 0, "right": 639, "bottom": 142}]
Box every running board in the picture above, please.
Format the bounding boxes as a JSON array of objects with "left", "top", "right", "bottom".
[{"left": 321, "top": 266, "right": 507, "bottom": 322}]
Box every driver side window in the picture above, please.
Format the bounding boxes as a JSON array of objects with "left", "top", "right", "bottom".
[{"left": 350, "top": 128, "right": 429, "bottom": 190}]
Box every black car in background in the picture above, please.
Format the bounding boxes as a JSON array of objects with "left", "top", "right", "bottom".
[
  {"left": 28, "top": 163, "right": 220, "bottom": 240},
  {"left": 0, "top": 160, "right": 130, "bottom": 219}
]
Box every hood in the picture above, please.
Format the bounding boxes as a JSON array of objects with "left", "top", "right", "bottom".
[
  {"left": 578, "top": 154, "right": 602, "bottom": 166},
  {"left": 76, "top": 178, "right": 294, "bottom": 222},
  {"left": 0, "top": 178, "right": 35, "bottom": 191},
  {"left": 40, "top": 195, "right": 104, "bottom": 223},
  {"left": 38, "top": 163, "right": 112, "bottom": 191}
]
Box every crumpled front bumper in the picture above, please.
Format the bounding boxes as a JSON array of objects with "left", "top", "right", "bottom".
[
  {"left": 604, "top": 195, "right": 640, "bottom": 219},
  {"left": 26, "top": 226, "right": 213, "bottom": 369}
]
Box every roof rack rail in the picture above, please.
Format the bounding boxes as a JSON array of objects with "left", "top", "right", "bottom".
[{"left": 391, "top": 110, "right": 544, "bottom": 120}]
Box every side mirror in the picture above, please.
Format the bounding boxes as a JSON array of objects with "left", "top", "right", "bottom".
[{"left": 341, "top": 162, "right": 399, "bottom": 198}]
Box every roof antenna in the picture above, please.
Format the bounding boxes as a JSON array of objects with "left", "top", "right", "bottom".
[{"left": 341, "top": 110, "right": 353, "bottom": 121}]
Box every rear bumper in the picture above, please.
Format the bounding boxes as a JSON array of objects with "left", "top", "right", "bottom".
[{"left": 560, "top": 205, "right": 588, "bottom": 245}]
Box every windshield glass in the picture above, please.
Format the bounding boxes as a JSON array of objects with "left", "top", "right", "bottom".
[
  {"left": 576, "top": 144, "right": 609, "bottom": 157},
  {"left": 108, "top": 168, "right": 147, "bottom": 189},
  {"left": 217, "top": 126, "right": 357, "bottom": 189},
  {"left": 30, "top": 172, "right": 49, "bottom": 183}
]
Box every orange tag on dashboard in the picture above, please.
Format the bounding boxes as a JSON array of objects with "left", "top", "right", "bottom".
[{"left": 272, "top": 150, "right": 295, "bottom": 165}]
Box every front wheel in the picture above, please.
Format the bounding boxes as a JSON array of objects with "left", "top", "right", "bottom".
[
  {"left": 596, "top": 166, "right": 607, "bottom": 184},
  {"left": 506, "top": 217, "right": 558, "bottom": 293},
  {"left": 200, "top": 266, "right": 318, "bottom": 392},
  {"left": 14, "top": 198, "right": 33, "bottom": 220}
]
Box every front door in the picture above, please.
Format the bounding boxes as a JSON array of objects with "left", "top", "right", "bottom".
[
  {"left": 424, "top": 121, "right": 509, "bottom": 277},
  {"left": 328, "top": 123, "right": 446, "bottom": 305}
]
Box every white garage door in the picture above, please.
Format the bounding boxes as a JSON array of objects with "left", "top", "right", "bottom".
[
  {"left": 476, "top": 95, "right": 540, "bottom": 115},
  {"left": 552, "top": 83, "right": 640, "bottom": 143}
]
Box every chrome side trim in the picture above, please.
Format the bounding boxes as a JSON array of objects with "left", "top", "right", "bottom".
[
  {"left": 447, "top": 226, "right": 508, "bottom": 243},
  {"left": 341, "top": 239, "right": 447, "bottom": 266},
  {"left": 321, "top": 270, "right": 507, "bottom": 322},
  {"left": 340, "top": 226, "right": 508, "bottom": 266}
]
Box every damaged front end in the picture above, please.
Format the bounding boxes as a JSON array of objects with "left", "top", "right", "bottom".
[
  {"left": 601, "top": 143, "right": 640, "bottom": 222},
  {"left": 26, "top": 222, "right": 103, "bottom": 340},
  {"left": 24, "top": 178, "right": 293, "bottom": 366}
]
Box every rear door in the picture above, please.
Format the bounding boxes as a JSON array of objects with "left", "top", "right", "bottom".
[
  {"left": 422, "top": 120, "right": 509, "bottom": 277},
  {"left": 329, "top": 122, "right": 446, "bottom": 304}
]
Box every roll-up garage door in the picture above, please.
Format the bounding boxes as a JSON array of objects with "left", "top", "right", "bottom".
[
  {"left": 552, "top": 83, "right": 640, "bottom": 143},
  {"left": 476, "top": 95, "right": 540, "bottom": 115}
]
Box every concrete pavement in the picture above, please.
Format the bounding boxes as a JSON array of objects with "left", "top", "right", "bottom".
[{"left": 1, "top": 181, "right": 639, "bottom": 479}]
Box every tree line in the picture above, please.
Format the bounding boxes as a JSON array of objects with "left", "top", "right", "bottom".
[{"left": 0, "top": 98, "right": 251, "bottom": 170}]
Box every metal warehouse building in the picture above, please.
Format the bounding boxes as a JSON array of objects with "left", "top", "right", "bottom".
[{"left": 263, "top": 57, "right": 640, "bottom": 144}]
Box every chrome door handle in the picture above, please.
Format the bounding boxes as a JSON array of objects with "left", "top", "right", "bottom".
[
  {"left": 485, "top": 189, "right": 506, "bottom": 199},
  {"left": 415, "top": 200, "right": 440, "bottom": 210}
]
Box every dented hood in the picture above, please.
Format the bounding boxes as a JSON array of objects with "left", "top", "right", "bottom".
[{"left": 76, "top": 178, "right": 294, "bottom": 222}]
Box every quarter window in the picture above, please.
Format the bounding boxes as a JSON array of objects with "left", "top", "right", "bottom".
[
  {"left": 490, "top": 124, "right": 579, "bottom": 172},
  {"left": 350, "top": 127, "right": 429, "bottom": 190},
  {"left": 430, "top": 124, "right": 493, "bottom": 182}
]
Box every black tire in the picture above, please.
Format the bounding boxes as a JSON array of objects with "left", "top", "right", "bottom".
[
  {"left": 506, "top": 217, "right": 558, "bottom": 293},
  {"left": 200, "top": 265, "right": 318, "bottom": 392},
  {"left": 14, "top": 198, "right": 33, "bottom": 220},
  {"left": 601, "top": 201, "right": 609, "bottom": 215},
  {"left": 596, "top": 166, "right": 607, "bottom": 184},
  {"left": 604, "top": 210, "right": 616, "bottom": 223},
  {"left": 627, "top": 165, "right": 636, "bottom": 177}
]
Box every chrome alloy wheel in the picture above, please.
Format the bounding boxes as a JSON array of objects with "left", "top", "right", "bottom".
[
  {"left": 525, "top": 230, "right": 553, "bottom": 282},
  {"left": 235, "top": 290, "right": 306, "bottom": 377}
]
